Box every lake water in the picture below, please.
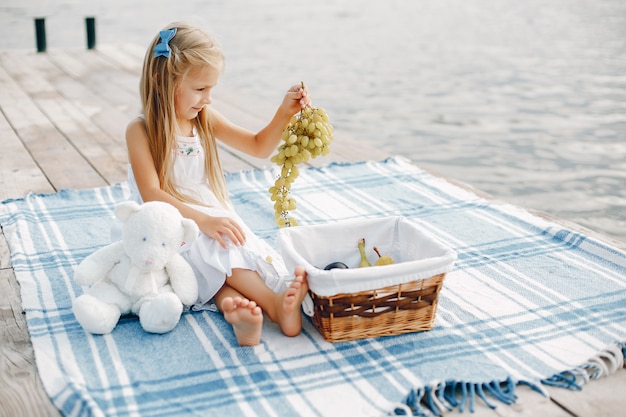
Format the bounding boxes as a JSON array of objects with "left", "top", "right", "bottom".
[{"left": 3, "top": 0, "right": 626, "bottom": 243}]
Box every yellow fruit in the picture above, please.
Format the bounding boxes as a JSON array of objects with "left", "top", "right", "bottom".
[
  {"left": 269, "top": 81, "right": 334, "bottom": 227},
  {"left": 358, "top": 238, "right": 371, "bottom": 267},
  {"left": 373, "top": 247, "right": 395, "bottom": 266}
]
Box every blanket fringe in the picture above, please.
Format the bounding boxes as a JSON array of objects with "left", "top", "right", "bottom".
[
  {"left": 392, "top": 377, "right": 544, "bottom": 416},
  {"left": 541, "top": 342, "right": 625, "bottom": 390},
  {"left": 393, "top": 342, "right": 626, "bottom": 415}
]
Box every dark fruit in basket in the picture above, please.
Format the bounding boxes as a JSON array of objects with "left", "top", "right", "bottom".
[{"left": 324, "top": 261, "right": 349, "bottom": 270}]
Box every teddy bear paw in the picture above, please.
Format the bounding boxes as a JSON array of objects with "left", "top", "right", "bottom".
[
  {"left": 72, "top": 294, "right": 121, "bottom": 334},
  {"left": 139, "top": 292, "right": 183, "bottom": 334}
]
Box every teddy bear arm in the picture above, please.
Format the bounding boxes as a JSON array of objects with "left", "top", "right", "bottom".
[
  {"left": 165, "top": 254, "right": 198, "bottom": 306},
  {"left": 74, "top": 241, "right": 126, "bottom": 286}
]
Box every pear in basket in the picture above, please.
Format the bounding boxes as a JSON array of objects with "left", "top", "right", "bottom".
[
  {"left": 373, "top": 247, "right": 395, "bottom": 266},
  {"left": 357, "top": 238, "right": 371, "bottom": 267}
]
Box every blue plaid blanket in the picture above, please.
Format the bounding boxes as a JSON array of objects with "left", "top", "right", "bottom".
[{"left": 1, "top": 157, "right": 625, "bottom": 416}]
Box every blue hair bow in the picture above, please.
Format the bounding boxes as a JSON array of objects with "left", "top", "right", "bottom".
[{"left": 153, "top": 28, "right": 177, "bottom": 58}]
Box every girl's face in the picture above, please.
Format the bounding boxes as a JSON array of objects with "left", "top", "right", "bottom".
[{"left": 174, "top": 65, "right": 220, "bottom": 126}]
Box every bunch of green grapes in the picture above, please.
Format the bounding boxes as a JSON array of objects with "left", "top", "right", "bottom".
[{"left": 269, "top": 105, "right": 334, "bottom": 227}]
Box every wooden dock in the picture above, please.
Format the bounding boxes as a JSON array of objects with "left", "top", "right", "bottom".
[{"left": 0, "top": 45, "right": 624, "bottom": 417}]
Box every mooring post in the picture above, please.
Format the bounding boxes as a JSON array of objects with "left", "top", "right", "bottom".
[
  {"left": 86, "top": 17, "right": 96, "bottom": 50},
  {"left": 34, "top": 18, "right": 46, "bottom": 53}
]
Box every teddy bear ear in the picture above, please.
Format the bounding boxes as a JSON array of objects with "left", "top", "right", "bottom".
[
  {"left": 114, "top": 201, "right": 142, "bottom": 222},
  {"left": 181, "top": 218, "right": 199, "bottom": 246}
]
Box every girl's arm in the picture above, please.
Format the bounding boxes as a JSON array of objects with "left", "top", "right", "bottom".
[
  {"left": 125, "top": 118, "right": 246, "bottom": 248},
  {"left": 212, "top": 84, "right": 310, "bottom": 158}
]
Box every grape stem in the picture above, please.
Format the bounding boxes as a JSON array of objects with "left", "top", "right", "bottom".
[{"left": 300, "top": 81, "right": 306, "bottom": 116}]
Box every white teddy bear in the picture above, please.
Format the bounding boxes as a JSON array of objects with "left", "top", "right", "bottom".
[{"left": 72, "top": 200, "right": 199, "bottom": 335}]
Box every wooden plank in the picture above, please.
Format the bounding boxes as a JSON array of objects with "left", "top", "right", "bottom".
[
  {"left": 50, "top": 49, "right": 140, "bottom": 111},
  {"left": 96, "top": 44, "right": 144, "bottom": 76},
  {"left": 529, "top": 208, "right": 626, "bottom": 252},
  {"left": 0, "top": 51, "right": 57, "bottom": 99},
  {"left": 0, "top": 110, "right": 54, "bottom": 201},
  {"left": 4, "top": 50, "right": 132, "bottom": 186},
  {"left": 118, "top": 43, "right": 150, "bottom": 62},
  {"left": 0, "top": 57, "right": 107, "bottom": 192},
  {"left": 0, "top": 51, "right": 127, "bottom": 185},
  {"left": 56, "top": 58, "right": 133, "bottom": 143},
  {"left": 547, "top": 370, "right": 626, "bottom": 417},
  {"left": 446, "top": 385, "right": 573, "bottom": 417},
  {"left": 217, "top": 144, "right": 261, "bottom": 172},
  {"left": 0, "top": 264, "right": 60, "bottom": 417},
  {"left": 35, "top": 97, "right": 128, "bottom": 185},
  {"left": 43, "top": 49, "right": 140, "bottom": 144},
  {"left": 15, "top": 50, "right": 132, "bottom": 145},
  {"left": 0, "top": 231, "right": 10, "bottom": 271}
]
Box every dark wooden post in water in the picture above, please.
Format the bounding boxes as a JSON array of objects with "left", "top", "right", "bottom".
[
  {"left": 86, "top": 17, "right": 96, "bottom": 50},
  {"left": 34, "top": 18, "right": 46, "bottom": 53}
]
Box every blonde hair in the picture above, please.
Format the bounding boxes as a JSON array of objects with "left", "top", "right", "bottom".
[{"left": 140, "top": 22, "right": 230, "bottom": 208}]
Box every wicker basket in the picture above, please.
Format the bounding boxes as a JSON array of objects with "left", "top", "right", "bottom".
[
  {"left": 308, "top": 273, "right": 446, "bottom": 342},
  {"left": 278, "top": 216, "right": 456, "bottom": 342},
  {"left": 309, "top": 274, "right": 445, "bottom": 342}
]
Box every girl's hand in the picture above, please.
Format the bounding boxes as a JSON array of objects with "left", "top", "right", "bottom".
[
  {"left": 197, "top": 215, "right": 246, "bottom": 249},
  {"left": 282, "top": 84, "right": 311, "bottom": 116}
]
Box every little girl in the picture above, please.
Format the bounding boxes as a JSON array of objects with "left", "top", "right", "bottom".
[{"left": 125, "top": 22, "right": 310, "bottom": 346}]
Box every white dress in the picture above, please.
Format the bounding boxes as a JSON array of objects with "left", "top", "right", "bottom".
[{"left": 125, "top": 131, "right": 290, "bottom": 311}]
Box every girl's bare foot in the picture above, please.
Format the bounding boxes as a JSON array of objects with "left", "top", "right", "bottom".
[
  {"left": 278, "top": 266, "right": 309, "bottom": 337},
  {"left": 221, "top": 296, "right": 263, "bottom": 346}
]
